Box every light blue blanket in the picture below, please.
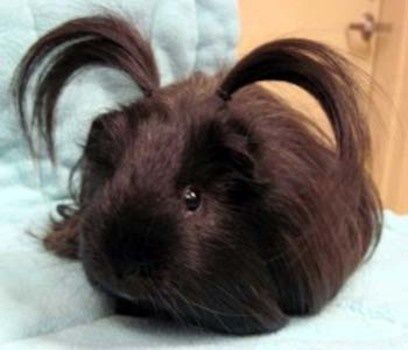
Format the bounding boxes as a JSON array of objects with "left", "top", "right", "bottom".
[{"left": 1, "top": 1, "right": 407, "bottom": 349}]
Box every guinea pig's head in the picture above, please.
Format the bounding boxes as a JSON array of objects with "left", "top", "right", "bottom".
[
  {"left": 78, "top": 91, "right": 284, "bottom": 333},
  {"left": 13, "top": 15, "right": 382, "bottom": 334}
]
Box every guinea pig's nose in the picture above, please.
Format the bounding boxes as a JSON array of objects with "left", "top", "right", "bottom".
[{"left": 105, "top": 210, "right": 174, "bottom": 280}]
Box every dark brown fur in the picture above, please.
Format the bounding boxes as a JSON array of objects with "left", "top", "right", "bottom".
[{"left": 13, "top": 15, "right": 382, "bottom": 334}]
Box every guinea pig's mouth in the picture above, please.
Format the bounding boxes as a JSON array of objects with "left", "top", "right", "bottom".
[
  {"left": 94, "top": 278, "right": 134, "bottom": 301},
  {"left": 80, "top": 241, "right": 168, "bottom": 305}
]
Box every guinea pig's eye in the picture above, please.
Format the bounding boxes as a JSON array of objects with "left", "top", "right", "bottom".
[{"left": 183, "top": 186, "right": 201, "bottom": 211}]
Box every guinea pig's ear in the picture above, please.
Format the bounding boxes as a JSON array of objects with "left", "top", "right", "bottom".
[
  {"left": 218, "top": 39, "right": 369, "bottom": 165},
  {"left": 13, "top": 15, "right": 159, "bottom": 161}
]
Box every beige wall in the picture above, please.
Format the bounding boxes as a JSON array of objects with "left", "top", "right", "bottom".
[{"left": 238, "top": 0, "right": 408, "bottom": 213}]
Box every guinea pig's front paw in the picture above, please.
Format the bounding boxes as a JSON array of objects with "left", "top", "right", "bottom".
[{"left": 43, "top": 213, "right": 81, "bottom": 259}]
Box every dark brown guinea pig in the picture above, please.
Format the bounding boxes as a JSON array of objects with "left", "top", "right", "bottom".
[{"left": 13, "top": 15, "right": 382, "bottom": 335}]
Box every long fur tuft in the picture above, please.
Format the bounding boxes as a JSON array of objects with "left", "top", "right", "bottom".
[
  {"left": 13, "top": 15, "right": 159, "bottom": 161},
  {"left": 220, "top": 39, "right": 369, "bottom": 163}
]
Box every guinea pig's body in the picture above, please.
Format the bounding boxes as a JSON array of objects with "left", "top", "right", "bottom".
[{"left": 13, "top": 15, "right": 381, "bottom": 334}]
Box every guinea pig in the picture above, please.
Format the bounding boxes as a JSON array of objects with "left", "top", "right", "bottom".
[{"left": 13, "top": 14, "right": 382, "bottom": 335}]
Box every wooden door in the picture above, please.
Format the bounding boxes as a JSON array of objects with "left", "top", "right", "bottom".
[
  {"left": 239, "top": 0, "right": 408, "bottom": 213},
  {"left": 239, "top": 0, "right": 381, "bottom": 73},
  {"left": 371, "top": 0, "right": 408, "bottom": 213}
]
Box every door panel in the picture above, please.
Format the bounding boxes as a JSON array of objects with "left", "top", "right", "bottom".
[
  {"left": 239, "top": 0, "right": 381, "bottom": 72},
  {"left": 371, "top": 0, "right": 408, "bottom": 213}
]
